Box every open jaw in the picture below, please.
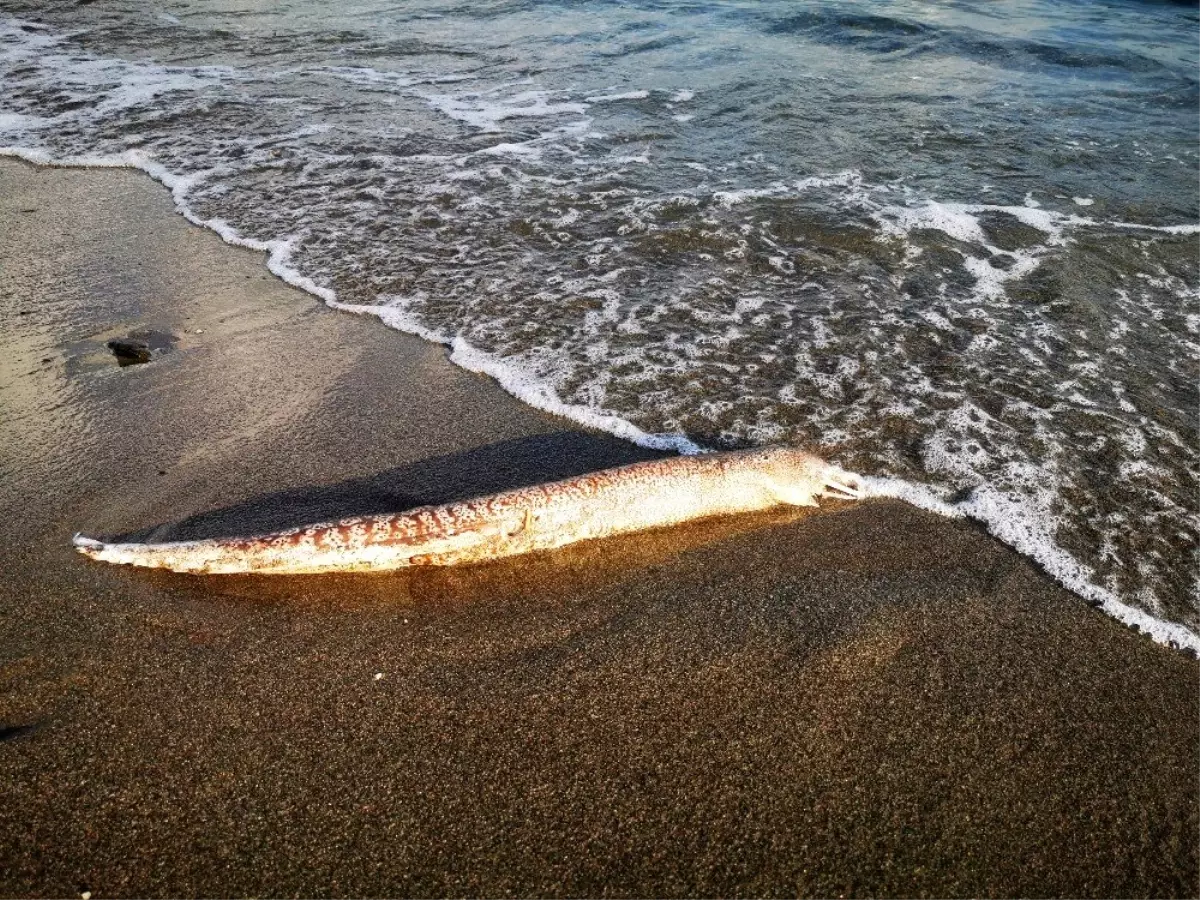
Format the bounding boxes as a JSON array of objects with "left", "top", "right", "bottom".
[{"left": 820, "top": 472, "right": 864, "bottom": 501}]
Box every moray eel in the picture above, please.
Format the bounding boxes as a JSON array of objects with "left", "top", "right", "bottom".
[{"left": 73, "top": 447, "right": 863, "bottom": 575}]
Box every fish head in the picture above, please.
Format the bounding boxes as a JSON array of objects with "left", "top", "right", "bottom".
[{"left": 755, "top": 448, "right": 865, "bottom": 507}]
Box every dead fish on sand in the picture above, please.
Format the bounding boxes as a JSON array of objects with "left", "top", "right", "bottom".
[{"left": 73, "top": 447, "right": 863, "bottom": 575}]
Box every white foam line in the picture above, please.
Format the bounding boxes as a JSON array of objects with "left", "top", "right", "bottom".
[
  {"left": 584, "top": 90, "right": 649, "bottom": 103},
  {"left": 1, "top": 146, "right": 339, "bottom": 303},
  {"left": 448, "top": 337, "right": 703, "bottom": 454},
  {"left": 863, "top": 475, "right": 966, "bottom": 519},
  {"left": 328, "top": 298, "right": 700, "bottom": 452},
  {"left": 330, "top": 299, "right": 448, "bottom": 345},
  {"left": 1108, "top": 221, "right": 1200, "bottom": 236},
  {"left": 863, "top": 476, "right": 1200, "bottom": 655}
]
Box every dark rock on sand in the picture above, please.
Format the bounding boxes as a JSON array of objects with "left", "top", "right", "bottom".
[
  {"left": 106, "top": 329, "right": 177, "bottom": 366},
  {"left": 106, "top": 338, "right": 151, "bottom": 365}
]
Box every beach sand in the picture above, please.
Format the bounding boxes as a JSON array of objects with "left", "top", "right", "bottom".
[{"left": 0, "top": 157, "right": 1196, "bottom": 897}]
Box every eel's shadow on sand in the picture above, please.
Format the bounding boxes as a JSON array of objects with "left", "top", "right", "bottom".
[
  {"left": 0, "top": 723, "right": 40, "bottom": 742},
  {"left": 125, "top": 431, "right": 668, "bottom": 544}
]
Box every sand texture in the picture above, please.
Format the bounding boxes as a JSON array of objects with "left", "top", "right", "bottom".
[{"left": 0, "top": 158, "right": 1196, "bottom": 898}]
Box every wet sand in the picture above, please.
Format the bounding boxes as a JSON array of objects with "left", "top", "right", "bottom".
[{"left": 0, "top": 157, "right": 1196, "bottom": 898}]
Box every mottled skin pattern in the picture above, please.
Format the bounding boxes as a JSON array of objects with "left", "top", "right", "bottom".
[{"left": 73, "top": 448, "right": 862, "bottom": 575}]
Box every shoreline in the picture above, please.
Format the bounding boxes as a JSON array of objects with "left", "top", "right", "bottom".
[
  {"left": 5, "top": 146, "right": 1195, "bottom": 653},
  {"left": 0, "top": 158, "right": 1196, "bottom": 896}
]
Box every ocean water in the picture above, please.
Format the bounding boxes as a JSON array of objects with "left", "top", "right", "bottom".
[{"left": 1, "top": 0, "right": 1196, "bottom": 649}]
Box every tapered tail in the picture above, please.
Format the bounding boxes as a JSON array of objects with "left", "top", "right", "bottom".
[
  {"left": 73, "top": 532, "right": 236, "bottom": 573},
  {"left": 72, "top": 521, "right": 472, "bottom": 575}
]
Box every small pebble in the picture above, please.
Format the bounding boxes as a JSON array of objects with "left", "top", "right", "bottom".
[{"left": 374, "top": 672, "right": 384, "bottom": 681}]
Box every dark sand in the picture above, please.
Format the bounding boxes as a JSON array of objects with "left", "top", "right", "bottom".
[{"left": 0, "top": 157, "right": 1196, "bottom": 898}]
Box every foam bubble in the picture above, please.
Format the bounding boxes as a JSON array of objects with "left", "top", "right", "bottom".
[
  {"left": 884, "top": 201, "right": 988, "bottom": 244},
  {"left": 584, "top": 90, "right": 649, "bottom": 102},
  {"left": 424, "top": 88, "right": 588, "bottom": 132},
  {"left": 1110, "top": 221, "right": 1200, "bottom": 235}
]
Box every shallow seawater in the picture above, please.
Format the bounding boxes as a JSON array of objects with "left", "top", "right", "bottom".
[{"left": 0, "top": 0, "right": 1196, "bottom": 641}]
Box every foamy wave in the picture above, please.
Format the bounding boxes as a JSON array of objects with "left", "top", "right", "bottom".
[
  {"left": 329, "top": 298, "right": 701, "bottom": 453},
  {"left": 0, "top": 111, "right": 47, "bottom": 133},
  {"left": 712, "top": 170, "right": 864, "bottom": 208},
  {"left": 863, "top": 477, "right": 1200, "bottom": 654},
  {"left": 1110, "top": 221, "right": 1200, "bottom": 236}
]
